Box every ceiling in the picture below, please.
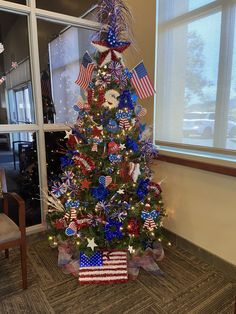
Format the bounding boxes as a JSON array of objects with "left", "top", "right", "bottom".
[
  {"left": 36, "top": 0, "right": 97, "bottom": 17},
  {"left": 0, "top": 0, "right": 98, "bottom": 41}
]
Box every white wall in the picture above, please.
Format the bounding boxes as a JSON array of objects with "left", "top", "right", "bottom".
[{"left": 126, "top": 0, "right": 236, "bottom": 265}]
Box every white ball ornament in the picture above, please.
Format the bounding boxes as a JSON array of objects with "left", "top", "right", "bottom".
[{"left": 102, "top": 89, "right": 120, "bottom": 110}]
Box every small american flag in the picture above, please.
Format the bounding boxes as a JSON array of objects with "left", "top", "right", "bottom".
[
  {"left": 75, "top": 51, "right": 95, "bottom": 90},
  {"left": 131, "top": 62, "right": 155, "bottom": 100},
  {"left": 79, "top": 251, "right": 128, "bottom": 284}
]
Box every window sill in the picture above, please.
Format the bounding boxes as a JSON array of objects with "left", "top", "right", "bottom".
[{"left": 156, "top": 147, "right": 236, "bottom": 177}]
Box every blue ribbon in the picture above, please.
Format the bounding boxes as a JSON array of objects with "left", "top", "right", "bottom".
[
  {"left": 91, "top": 185, "right": 109, "bottom": 201},
  {"left": 119, "top": 90, "right": 134, "bottom": 110},
  {"left": 126, "top": 136, "right": 139, "bottom": 152},
  {"left": 136, "top": 178, "right": 150, "bottom": 200},
  {"left": 60, "top": 156, "right": 74, "bottom": 168},
  {"left": 141, "top": 210, "right": 159, "bottom": 220},
  {"left": 116, "top": 111, "right": 132, "bottom": 120},
  {"left": 104, "top": 219, "right": 123, "bottom": 241},
  {"left": 109, "top": 154, "right": 123, "bottom": 163},
  {"left": 65, "top": 200, "right": 80, "bottom": 208}
]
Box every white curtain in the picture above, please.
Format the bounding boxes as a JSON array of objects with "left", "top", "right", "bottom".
[{"left": 156, "top": 0, "right": 236, "bottom": 151}]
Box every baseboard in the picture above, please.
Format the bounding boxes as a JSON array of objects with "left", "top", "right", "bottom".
[{"left": 163, "top": 228, "right": 236, "bottom": 282}]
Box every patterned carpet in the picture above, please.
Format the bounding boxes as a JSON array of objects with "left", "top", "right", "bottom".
[{"left": 0, "top": 236, "right": 235, "bottom": 314}]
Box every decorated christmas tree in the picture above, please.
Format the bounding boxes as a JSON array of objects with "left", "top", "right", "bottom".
[{"left": 47, "top": 0, "right": 167, "bottom": 284}]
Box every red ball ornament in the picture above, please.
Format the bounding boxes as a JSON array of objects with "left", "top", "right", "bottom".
[
  {"left": 119, "top": 161, "right": 132, "bottom": 183},
  {"left": 127, "top": 218, "right": 140, "bottom": 236}
]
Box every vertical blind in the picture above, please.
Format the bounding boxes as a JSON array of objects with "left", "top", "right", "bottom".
[
  {"left": 49, "top": 26, "right": 95, "bottom": 124},
  {"left": 5, "top": 58, "right": 31, "bottom": 90},
  {"left": 156, "top": 0, "right": 236, "bottom": 152}
]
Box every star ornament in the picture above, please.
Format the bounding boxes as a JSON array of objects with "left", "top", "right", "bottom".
[
  {"left": 117, "top": 189, "right": 125, "bottom": 195},
  {"left": 128, "top": 245, "right": 135, "bottom": 254},
  {"left": 80, "top": 178, "right": 91, "bottom": 189},
  {"left": 119, "top": 144, "right": 126, "bottom": 150},
  {"left": 92, "top": 40, "right": 130, "bottom": 67},
  {"left": 92, "top": 126, "right": 103, "bottom": 137},
  {"left": 87, "top": 238, "right": 98, "bottom": 251},
  {"left": 64, "top": 130, "right": 73, "bottom": 139}
]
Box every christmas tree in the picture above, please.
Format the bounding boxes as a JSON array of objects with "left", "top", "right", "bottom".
[{"left": 47, "top": 0, "right": 167, "bottom": 282}]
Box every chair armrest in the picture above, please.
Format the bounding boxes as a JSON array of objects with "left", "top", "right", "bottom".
[{"left": 3, "top": 192, "right": 26, "bottom": 234}]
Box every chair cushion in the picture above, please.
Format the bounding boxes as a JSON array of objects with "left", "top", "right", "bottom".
[{"left": 0, "top": 213, "right": 21, "bottom": 244}]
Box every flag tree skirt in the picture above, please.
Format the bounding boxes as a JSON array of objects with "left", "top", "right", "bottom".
[{"left": 46, "top": 0, "right": 167, "bottom": 284}]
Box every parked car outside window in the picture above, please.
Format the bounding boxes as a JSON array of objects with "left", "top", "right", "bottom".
[{"left": 183, "top": 112, "right": 236, "bottom": 138}]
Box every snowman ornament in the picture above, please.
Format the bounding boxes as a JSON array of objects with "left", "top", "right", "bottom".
[{"left": 102, "top": 89, "right": 120, "bottom": 110}]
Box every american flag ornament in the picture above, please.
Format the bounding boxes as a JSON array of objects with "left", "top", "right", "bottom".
[
  {"left": 75, "top": 51, "right": 95, "bottom": 90},
  {"left": 134, "top": 104, "right": 147, "bottom": 118},
  {"left": 79, "top": 250, "right": 128, "bottom": 284},
  {"left": 91, "top": 136, "right": 102, "bottom": 152},
  {"left": 76, "top": 97, "right": 90, "bottom": 111},
  {"left": 131, "top": 62, "right": 155, "bottom": 100}
]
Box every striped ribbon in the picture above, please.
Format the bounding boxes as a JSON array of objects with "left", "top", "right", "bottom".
[
  {"left": 119, "top": 118, "right": 130, "bottom": 129},
  {"left": 143, "top": 217, "right": 157, "bottom": 230},
  {"left": 63, "top": 207, "right": 77, "bottom": 221}
]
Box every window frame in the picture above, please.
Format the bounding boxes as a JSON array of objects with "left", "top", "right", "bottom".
[
  {"left": 0, "top": 0, "right": 101, "bottom": 234},
  {"left": 154, "top": 0, "right": 236, "bottom": 174}
]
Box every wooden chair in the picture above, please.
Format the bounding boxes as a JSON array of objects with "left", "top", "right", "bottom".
[{"left": 0, "top": 169, "right": 27, "bottom": 289}]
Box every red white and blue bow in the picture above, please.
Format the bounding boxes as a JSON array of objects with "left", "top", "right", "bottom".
[
  {"left": 141, "top": 210, "right": 159, "bottom": 231},
  {"left": 92, "top": 40, "right": 130, "bottom": 67},
  {"left": 61, "top": 171, "right": 74, "bottom": 185},
  {"left": 51, "top": 182, "right": 67, "bottom": 198}
]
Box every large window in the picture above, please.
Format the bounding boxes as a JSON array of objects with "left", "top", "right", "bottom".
[
  {"left": 156, "top": 0, "right": 236, "bottom": 160},
  {"left": 0, "top": 0, "right": 100, "bottom": 230}
]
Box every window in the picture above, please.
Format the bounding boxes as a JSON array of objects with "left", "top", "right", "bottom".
[
  {"left": 37, "top": 18, "right": 96, "bottom": 124},
  {"left": 0, "top": 0, "right": 100, "bottom": 230},
  {"left": 0, "top": 12, "right": 34, "bottom": 125},
  {"left": 156, "top": 0, "right": 236, "bottom": 161},
  {"left": 0, "top": 131, "right": 41, "bottom": 227}
]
